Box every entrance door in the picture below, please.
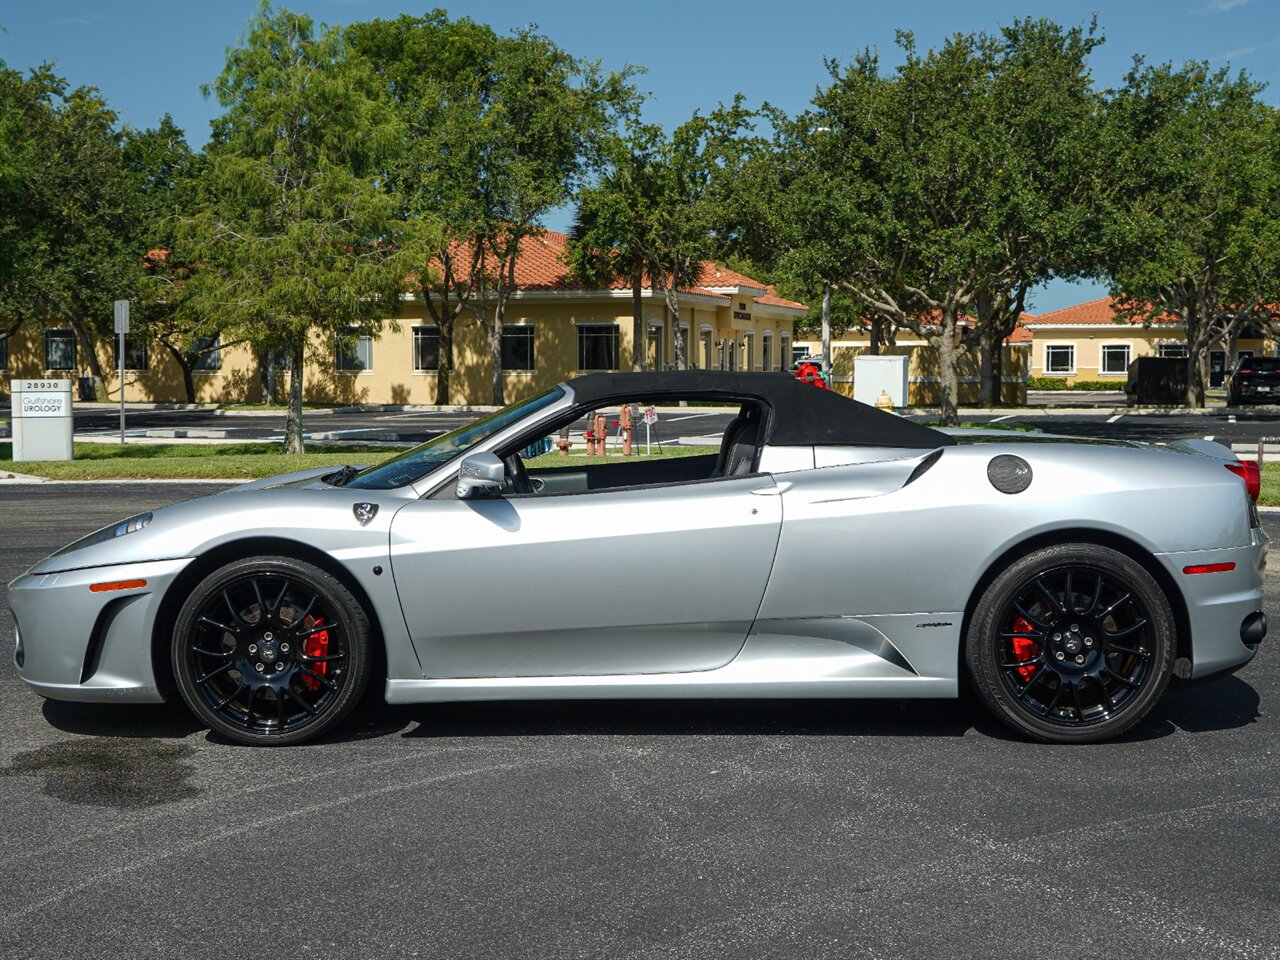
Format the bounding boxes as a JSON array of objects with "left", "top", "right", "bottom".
[{"left": 389, "top": 476, "right": 783, "bottom": 678}]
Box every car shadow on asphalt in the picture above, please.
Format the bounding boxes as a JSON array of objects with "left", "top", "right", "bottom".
[{"left": 35, "top": 675, "right": 1260, "bottom": 746}]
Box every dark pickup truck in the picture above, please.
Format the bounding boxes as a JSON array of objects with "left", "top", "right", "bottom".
[{"left": 1228, "top": 356, "right": 1280, "bottom": 405}]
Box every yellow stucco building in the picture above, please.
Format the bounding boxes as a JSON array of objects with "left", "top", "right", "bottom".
[
  {"left": 1025, "top": 296, "right": 1275, "bottom": 388},
  {"left": 0, "top": 230, "right": 805, "bottom": 405}
]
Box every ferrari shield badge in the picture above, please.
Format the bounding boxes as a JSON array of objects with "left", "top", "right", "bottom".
[{"left": 353, "top": 502, "right": 379, "bottom": 526}]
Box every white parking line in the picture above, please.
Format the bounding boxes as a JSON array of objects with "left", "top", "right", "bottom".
[
  {"left": 665, "top": 413, "right": 718, "bottom": 422},
  {"left": 989, "top": 414, "right": 1016, "bottom": 422},
  {"left": 1204, "top": 435, "right": 1215, "bottom": 441},
  {"left": 1106, "top": 414, "right": 1124, "bottom": 423}
]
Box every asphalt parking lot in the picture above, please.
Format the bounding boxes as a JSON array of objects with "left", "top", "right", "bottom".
[{"left": 0, "top": 483, "right": 1277, "bottom": 959}]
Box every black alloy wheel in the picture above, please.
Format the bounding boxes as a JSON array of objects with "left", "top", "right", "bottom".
[
  {"left": 966, "top": 543, "right": 1174, "bottom": 743},
  {"left": 173, "top": 556, "right": 370, "bottom": 746}
]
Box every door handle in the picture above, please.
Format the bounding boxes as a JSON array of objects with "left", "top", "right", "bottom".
[{"left": 751, "top": 482, "right": 791, "bottom": 496}]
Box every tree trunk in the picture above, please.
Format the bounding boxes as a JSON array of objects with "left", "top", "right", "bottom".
[
  {"left": 977, "top": 327, "right": 996, "bottom": 408},
  {"left": 437, "top": 317, "right": 454, "bottom": 406},
  {"left": 669, "top": 299, "right": 687, "bottom": 370},
  {"left": 933, "top": 325, "right": 960, "bottom": 426},
  {"left": 992, "top": 342, "right": 1004, "bottom": 406},
  {"left": 161, "top": 341, "right": 198, "bottom": 403},
  {"left": 869, "top": 315, "right": 882, "bottom": 356},
  {"left": 488, "top": 301, "right": 504, "bottom": 408},
  {"left": 632, "top": 270, "right": 643, "bottom": 372},
  {"left": 258, "top": 349, "right": 271, "bottom": 404},
  {"left": 284, "top": 339, "right": 305, "bottom": 454},
  {"left": 69, "top": 317, "right": 106, "bottom": 400}
]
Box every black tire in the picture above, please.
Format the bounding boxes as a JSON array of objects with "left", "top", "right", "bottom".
[
  {"left": 172, "top": 556, "right": 371, "bottom": 746},
  {"left": 965, "top": 543, "right": 1175, "bottom": 744}
]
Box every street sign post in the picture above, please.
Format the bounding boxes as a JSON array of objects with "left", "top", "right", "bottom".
[
  {"left": 114, "top": 300, "right": 129, "bottom": 444},
  {"left": 643, "top": 406, "right": 657, "bottom": 454}
]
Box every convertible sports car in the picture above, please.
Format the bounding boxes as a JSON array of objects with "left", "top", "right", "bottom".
[{"left": 8, "top": 371, "right": 1268, "bottom": 746}]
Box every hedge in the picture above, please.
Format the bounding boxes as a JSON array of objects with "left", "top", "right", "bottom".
[{"left": 1027, "top": 376, "right": 1125, "bottom": 391}]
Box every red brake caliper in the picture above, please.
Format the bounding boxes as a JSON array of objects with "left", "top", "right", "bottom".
[
  {"left": 302, "top": 616, "right": 329, "bottom": 692},
  {"left": 1011, "top": 615, "right": 1039, "bottom": 681}
]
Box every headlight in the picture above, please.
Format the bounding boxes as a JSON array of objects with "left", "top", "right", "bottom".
[{"left": 52, "top": 512, "right": 154, "bottom": 557}]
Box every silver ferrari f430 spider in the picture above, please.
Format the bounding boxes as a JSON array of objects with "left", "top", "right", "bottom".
[{"left": 8, "top": 372, "right": 1268, "bottom": 745}]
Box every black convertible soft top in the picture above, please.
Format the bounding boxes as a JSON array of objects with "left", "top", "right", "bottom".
[{"left": 565, "top": 371, "right": 953, "bottom": 449}]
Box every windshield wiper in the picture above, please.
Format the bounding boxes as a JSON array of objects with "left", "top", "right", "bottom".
[{"left": 324, "top": 464, "right": 361, "bottom": 487}]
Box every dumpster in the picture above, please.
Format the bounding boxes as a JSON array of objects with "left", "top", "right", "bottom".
[{"left": 1125, "top": 357, "right": 1188, "bottom": 406}]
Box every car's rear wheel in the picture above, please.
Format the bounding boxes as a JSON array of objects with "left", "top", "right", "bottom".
[
  {"left": 966, "top": 543, "right": 1174, "bottom": 744},
  {"left": 172, "top": 556, "right": 370, "bottom": 746}
]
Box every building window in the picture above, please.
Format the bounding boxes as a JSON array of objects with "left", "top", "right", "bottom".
[
  {"left": 413, "top": 325, "right": 440, "bottom": 371},
  {"left": 113, "top": 336, "right": 148, "bottom": 371},
  {"left": 577, "top": 323, "right": 618, "bottom": 371},
  {"left": 761, "top": 333, "right": 773, "bottom": 372},
  {"left": 45, "top": 329, "right": 76, "bottom": 371},
  {"left": 699, "top": 329, "right": 713, "bottom": 370},
  {"left": 336, "top": 333, "right": 373, "bottom": 373},
  {"left": 501, "top": 325, "right": 535, "bottom": 371},
  {"left": 1100, "top": 344, "right": 1130, "bottom": 375},
  {"left": 1044, "top": 344, "right": 1075, "bottom": 374},
  {"left": 193, "top": 335, "right": 222, "bottom": 372},
  {"left": 1158, "top": 343, "right": 1188, "bottom": 358},
  {"left": 0, "top": 337, "right": 8, "bottom": 370}
]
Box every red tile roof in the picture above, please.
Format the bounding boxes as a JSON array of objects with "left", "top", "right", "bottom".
[
  {"left": 1006, "top": 324, "right": 1034, "bottom": 344},
  {"left": 1026, "top": 296, "right": 1179, "bottom": 325},
  {"left": 442, "top": 228, "right": 806, "bottom": 309}
]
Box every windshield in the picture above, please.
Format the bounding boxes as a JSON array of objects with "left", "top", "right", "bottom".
[
  {"left": 1240, "top": 358, "right": 1280, "bottom": 371},
  {"left": 342, "top": 387, "right": 564, "bottom": 490}
]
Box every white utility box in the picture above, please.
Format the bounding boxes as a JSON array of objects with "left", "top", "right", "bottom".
[
  {"left": 11, "top": 379, "right": 74, "bottom": 461},
  {"left": 854, "top": 354, "right": 909, "bottom": 408}
]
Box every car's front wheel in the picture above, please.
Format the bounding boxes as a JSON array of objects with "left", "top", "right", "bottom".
[
  {"left": 172, "top": 556, "right": 370, "bottom": 746},
  {"left": 965, "top": 543, "right": 1175, "bottom": 743}
]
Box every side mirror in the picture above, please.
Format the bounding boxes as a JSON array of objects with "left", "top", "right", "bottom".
[{"left": 456, "top": 451, "right": 506, "bottom": 499}]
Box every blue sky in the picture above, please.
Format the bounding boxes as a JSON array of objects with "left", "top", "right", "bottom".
[{"left": 2, "top": 0, "right": 1277, "bottom": 313}]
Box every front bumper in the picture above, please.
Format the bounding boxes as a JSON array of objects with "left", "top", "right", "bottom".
[
  {"left": 8, "top": 557, "right": 193, "bottom": 703},
  {"left": 1156, "top": 534, "right": 1268, "bottom": 680}
]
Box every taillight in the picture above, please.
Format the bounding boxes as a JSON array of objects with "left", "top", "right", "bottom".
[
  {"left": 1226, "top": 460, "right": 1260, "bottom": 501},
  {"left": 1238, "top": 367, "right": 1252, "bottom": 375}
]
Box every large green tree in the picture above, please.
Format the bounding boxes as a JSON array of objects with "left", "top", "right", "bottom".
[
  {"left": 476, "top": 29, "right": 636, "bottom": 402},
  {"left": 0, "top": 60, "right": 138, "bottom": 394},
  {"left": 189, "top": 4, "right": 415, "bottom": 451},
  {"left": 969, "top": 18, "right": 1105, "bottom": 405},
  {"left": 566, "top": 119, "right": 662, "bottom": 372},
  {"left": 729, "top": 24, "right": 1106, "bottom": 421},
  {"left": 346, "top": 11, "right": 494, "bottom": 404},
  {"left": 123, "top": 116, "right": 241, "bottom": 402},
  {"left": 1103, "top": 59, "right": 1278, "bottom": 407}
]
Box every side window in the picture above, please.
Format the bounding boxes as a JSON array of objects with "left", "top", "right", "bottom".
[{"left": 494, "top": 399, "right": 766, "bottom": 499}]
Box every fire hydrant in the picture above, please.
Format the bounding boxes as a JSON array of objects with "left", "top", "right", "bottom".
[
  {"left": 592, "top": 412, "right": 607, "bottom": 456},
  {"left": 619, "top": 403, "right": 633, "bottom": 456},
  {"left": 556, "top": 424, "right": 572, "bottom": 455},
  {"left": 875, "top": 390, "right": 894, "bottom": 412}
]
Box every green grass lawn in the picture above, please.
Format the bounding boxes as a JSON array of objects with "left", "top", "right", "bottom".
[
  {"left": 1258, "top": 463, "right": 1280, "bottom": 507},
  {"left": 0, "top": 441, "right": 393, "bottom": 481}
]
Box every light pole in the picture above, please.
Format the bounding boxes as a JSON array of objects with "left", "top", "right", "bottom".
[{"left": 821, "top": 281, "right": 832, "bottom": 385}]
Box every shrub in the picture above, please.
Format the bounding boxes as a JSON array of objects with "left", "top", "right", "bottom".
[
  {"left": 1027, "top": 376, "right": 1068, "bottom": 390},
  {"left": 1026, "top": 376, "right": 1124, "bottom": 391}
]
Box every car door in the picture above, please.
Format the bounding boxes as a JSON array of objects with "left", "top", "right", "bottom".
[{"left": 389, "top": 475, "right": 783, "bottom": 678}]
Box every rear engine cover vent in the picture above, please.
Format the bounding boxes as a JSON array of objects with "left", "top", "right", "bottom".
[{"left": 987, "top": 455, "right": 1033, "bottom": 494}]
